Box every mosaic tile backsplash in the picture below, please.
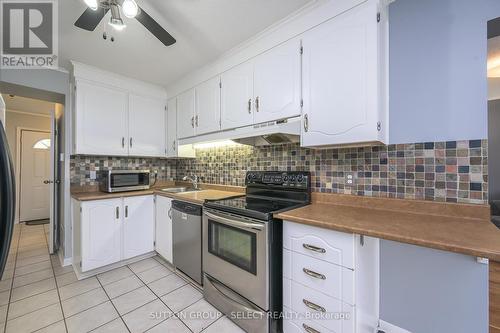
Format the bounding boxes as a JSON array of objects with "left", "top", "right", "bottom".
[{"left": 71, "top": 139, "right": 488, "bottom": 204}]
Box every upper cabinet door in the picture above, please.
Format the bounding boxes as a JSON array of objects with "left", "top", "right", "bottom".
[
  {"left": 166, "top": 98, "right": 177, "bottom": 157},
  {"left": 220, "top": 62, "right": 254, "bottom": 130},
  {"left": 177, "top": 89, "right": 196, "bottom": 139},
  {"left": 195, "top": 77, "right": 221, "bottom": 135},
  {"left": 253, "top": 39, "right": 301, "bottom": 124},
  {"left": 123, "top": 195, "right": 155, "bottom": 260},
  {"left": 301, "top": 1, "right": 381, "bottom": 147},
  {"left": 128, "top": 94, "right": 166, "bottom": 157},
  {"left": 75, "top": 80, "right": 128, "bottom": 156}
]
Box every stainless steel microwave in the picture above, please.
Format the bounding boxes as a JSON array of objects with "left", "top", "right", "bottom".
[{"left": 100, "top": 170, "right": 151, "bottom": 193}]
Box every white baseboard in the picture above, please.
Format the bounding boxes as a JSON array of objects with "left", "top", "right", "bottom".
[
  {"left": 378, "top": 320, "right": 412, "bottom": 333},
  {"left": 58, "top": 250, "right": 72, "bottom": 267}
]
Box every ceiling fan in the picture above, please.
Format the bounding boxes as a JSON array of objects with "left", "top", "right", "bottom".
[{"left": 75, "top": 0, "right": 176, "bottom": 46}]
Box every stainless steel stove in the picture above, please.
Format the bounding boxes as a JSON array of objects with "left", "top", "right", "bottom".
[{"left": 202, "top": 171, "right": 311, "bottom": 333}]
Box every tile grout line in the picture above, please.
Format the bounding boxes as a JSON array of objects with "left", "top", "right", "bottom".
[
  {"left": 43, "top": 224, "right": 70, "bottom": 333},
  {"left": 95, "top": 271, "right": 132, "bottom": 333},
  {"left": 3, "top": 224, "right": 21, "bottom": 333}
]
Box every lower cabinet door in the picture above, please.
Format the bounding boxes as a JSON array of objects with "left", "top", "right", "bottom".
[
  {"left": 123, "top": 195, "right": 155, "bottom": 259},
  {"left": 81, "top": 198, "right": 122, "bottom": 272},
  {"left": 155, "top": 195, "right": 173, "bottom": 263},
  {"left": 283, "top": 306, "right": 336, "bottom": 333}
]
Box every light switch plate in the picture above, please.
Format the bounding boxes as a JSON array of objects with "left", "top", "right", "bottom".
[
  {"left": 90, "top": 170, "right": 96, "bottom": 180},
  {"left": 345, "top": 172, "right": 356, "bottom": 187}
]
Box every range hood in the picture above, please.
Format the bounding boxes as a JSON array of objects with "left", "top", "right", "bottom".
[{"left": 179, "top": 116, "right": 301, "bottom": 147}]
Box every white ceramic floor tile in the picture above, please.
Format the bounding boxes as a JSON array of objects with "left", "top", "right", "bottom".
[
  {"left": 14, "top": 260, "right": 52, "bottom": 277},
  {"left": 1, "top": 270, "right": 14, "bottom": 281},
  {"left": 33, "top": 320, "right": 66, "bottom": 333},
  {"left": 91, "top": 318, "right": 129, "bottom": 333},
  {"left": 53, "top": 264, "right": 74, "bottom": 277},
  {"left": 147, "top": 274, "right": 187, "bottom": 297},
  {"left": 0, "top": 304, "right": 7, "bottom": 323},
  {"left": 97, "top": 266, "right": 134, "bottom": 286},
  {"left": 58, "top": 277, "right": 100, "bottom": 300},
  {"left": 15, "top": 254, "right": 50, "bottom": 268},
  {"left": 146, "top": 316, "right": 190, "bottom": 333},
  {"left": 122, "top": 299, "right": 172, "bottom": 333},
  {"left": 16, "top": 247, "right": 48, "bottom": 260},
  {"left": 66, "top": 301, "right": 118, "bottom": 333},
  {"left": 111, "top": 286, "right": 157, "bottom": 315},
  {"left": 160, "top": 284, "right": 202, "bottom": 313},
  {"left": 62, "top": 287, "right": 109, "bottom": 317},
  {"left": 202, "top": 316, "right": 245, "bottom": 333},
  {"left": 10, "top": 277, "right": 56, "bottom": 302},
  {"left": 103, "top": 275, "right": 144, "bottom": 299},
  {"left": 178, "top": 299, "right": 222, "bottom": 333},
  {"left": 5, "top": 303, "right": 63, "bottom": 333},
  {"left": 0, "top": 279, "right": 11, "bottom": 293},
  {"left": 55, "top": 271, "right": 78, "bottom": 287},
  {"left": 128, "top": 258, "right": 161, "bottom": 274},
  {"left": 7, "top": 289, "right": 59, "bottom": 320},
  {"left": 12, "top": 268, "right": 53, "bottom": 288},
  {"left": 136, "top": 265, "right": 173, "bottom": 284}
]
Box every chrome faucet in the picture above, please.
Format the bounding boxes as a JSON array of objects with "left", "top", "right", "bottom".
[{"left": 183, "top": 175, "right": 200, "bottom": 190}]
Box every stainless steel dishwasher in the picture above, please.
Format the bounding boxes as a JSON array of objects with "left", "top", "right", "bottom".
[{"left": 172, "top": 200, "right": 203, "bottom": 285}]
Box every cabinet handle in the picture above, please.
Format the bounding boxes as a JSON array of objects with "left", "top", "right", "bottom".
[
  {"left": 122, "top": 137, "right": 125, "bottom": 148},
  {"left": 168, "top": 208, "right": 172, "bottom": 218},
  {"left": 247, "top": 99, "right": 252, "bottom": 114},
  {"left": 303, "top": 268, "right": 326, "bottom": 280},
  {"left": 304, "top": 114, "right": 309, "bottom": 132},
  {"left": 255, "top": 96, "right": 260, "bottom": 112},
  {"left": 191, "top": 116, "right": 195, "bottom": 128},
  {"left": 125, "top": 205, "right": 128, "bottom": 218},
  {"left": 303, "top": 243, "right": 326, "bottom": 253},
  {"left": 302, "top": 299, "right": 326, "bottom": 313},
  {"left": 195, "top": 115, "right": 199, "bottom": 127},
  {"left": 172, "top": 140, "right": 176, "bottom": 151},
  {"left": 302, "top": 324, "right": 321, "bottom": 333},
  {"left": 129, "top": 137, "right": 133, "bottom": 148},
  {"left": 116, "top": 207, "right": 120, "bottom": 219}
]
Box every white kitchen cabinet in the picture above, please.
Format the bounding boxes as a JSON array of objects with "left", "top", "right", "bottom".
[
  {"left": 123, "top": 196, "right": 155, "bottom": 260},
  {"left": 301, "top": 0, "right": 387, "bottom": 147},
  {"left": 253, "top": 38, "right": 302, "bottom": 124},
  {"left": 128, "top": 94, "right": 166, "bottom": 157},
  {"left": 177, "top": 89, "right": 196, "bottom": 139},
  {"left": 74, "top": 80, "right": 128, "bottom": 156},
  {"left": 155, "top": 195, "right": 173, "bottom": 263},
  {"left": 220, "top": 61, "right": 254, "bottom": 130},
  {"left": 79, "top": 198, "right": 122, "bottom": 272},
  {"left": 195, "top": 77, "right": 221, "bottom": 135},
  {"left": 166, "top": 98, "right": 178, "bottom": 157},
  {"left": 283, "top": 221, "right": 379, "bottom": 333}
]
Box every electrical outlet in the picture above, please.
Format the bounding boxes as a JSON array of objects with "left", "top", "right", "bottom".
[
  {"left": 90, "top": 170, "right": 96, "bottom": 180},
  {"left": 345, "top": 172, "right": 356, "bottom": 187}
]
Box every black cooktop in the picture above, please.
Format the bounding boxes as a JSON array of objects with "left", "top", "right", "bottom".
[{"left": 204, "top": 171, "right": 311, "bottom": 221}]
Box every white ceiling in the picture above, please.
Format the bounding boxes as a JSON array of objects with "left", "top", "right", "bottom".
[
  {"left": 2, "top": 94, "right": 55, "bottom": 116},
  {"left": 59, "top": 0, "right": 312, "bottom": 88}
]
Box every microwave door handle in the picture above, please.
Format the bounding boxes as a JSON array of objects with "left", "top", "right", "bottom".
[{"left": 204, "top": 211, "right": 264, "bottom": 231}]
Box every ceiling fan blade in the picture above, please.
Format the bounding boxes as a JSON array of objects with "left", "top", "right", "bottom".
[
  {"left": 75, "top": 7, "right": 109, "bottom": 31},
  {"left": 136, "top": 7, "right": 176, "bottom": 46}
]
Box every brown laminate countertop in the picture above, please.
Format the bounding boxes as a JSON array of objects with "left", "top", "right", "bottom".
[{"left": 276, "top": 193, "right": 500, "bottom": 261}]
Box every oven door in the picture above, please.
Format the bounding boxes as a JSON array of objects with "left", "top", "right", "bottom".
[{"left": 203, "top": 209, "right": 269, "bottom": 310}]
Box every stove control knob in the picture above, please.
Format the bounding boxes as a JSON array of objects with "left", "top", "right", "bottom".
[
  {"left": 247, "top": 173, "right": 253, "bottom": 181},
  {"left": 297, "top": 174, "right": 304, "bottom": 183},
  {"left": 284, "top": 176, "right": 289, "bottom": 181}
]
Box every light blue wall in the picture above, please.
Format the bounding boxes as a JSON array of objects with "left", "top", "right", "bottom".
[
  {"left": 389, "top": 0, "right": 500, "bottom": 144},
  {"left": 383, "top": 1, "right": 500, "bottom": 332}
]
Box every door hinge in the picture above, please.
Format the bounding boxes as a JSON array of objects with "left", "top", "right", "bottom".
[
  {"left": 300, "top": 99, "right": 304, "bottom": 108},
  {"left": 300, "top": 46, "right": 303, "bottom": 55},
  {"left": 377, "top": 121, "right": 381, "bottom": 131},
  {"left": 377, "top": 12, "right": 381, "bottom": 22}
]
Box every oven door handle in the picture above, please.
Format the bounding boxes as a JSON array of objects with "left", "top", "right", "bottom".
[{"left": 204, "top": 211, "right": 264, "bottom": 231}]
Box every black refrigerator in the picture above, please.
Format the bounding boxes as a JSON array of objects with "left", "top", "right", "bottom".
[{"left": 0, "top": 119, "right": 15, "bottom": 277}]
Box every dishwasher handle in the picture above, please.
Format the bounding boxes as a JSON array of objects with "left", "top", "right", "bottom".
[{"left": 172, "top": 200, "right": 202, "bottom": 216}]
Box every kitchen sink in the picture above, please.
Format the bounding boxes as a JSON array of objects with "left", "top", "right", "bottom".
[{"left": 161, "top": 187, "right": 201, "bottom": 193}]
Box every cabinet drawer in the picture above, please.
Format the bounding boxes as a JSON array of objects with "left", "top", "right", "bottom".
[
  {"left": 283, "top": 306, "right": 336, "bottom": 333},
  {"left": 284, "top": 249, "right": 354, "bottom": 305},
  {"left": 284, "top": 221, "right": 355, "bottom": 269},
  {"left": 284, "top": 278, "right": 354, "bottom": 333}
]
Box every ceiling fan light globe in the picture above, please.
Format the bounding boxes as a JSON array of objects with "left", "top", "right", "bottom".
[
  {"left": 83, "top": 0, "right": 98, "bottom": 11},
  {"left": 122, "top": 0, "right": 139, "bottom": 18},
  {"left": 109, "top": 18, "right": 126, "bottom": 31}
]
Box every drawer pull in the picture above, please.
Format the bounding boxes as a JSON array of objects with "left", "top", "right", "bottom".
[
  {"left": 303, "top": 243, "right": 326, "bottom": 254},
  {"left": 302, "top": 299, "right": 326, "bottom": 313},
  {"left": 303, "top": 268, "right": 326, "bottom": 280},
  {"left": 302, "top": 323, "right": 321, "bottom": 333}
]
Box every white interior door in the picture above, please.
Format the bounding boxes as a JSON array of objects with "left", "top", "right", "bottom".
[{"left": 20, "top": 130, "right": 51, "bottom": 222}]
